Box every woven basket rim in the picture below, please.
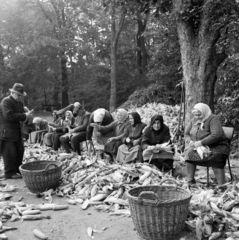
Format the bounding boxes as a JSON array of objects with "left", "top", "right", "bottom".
[
  {"left": 127, "top": 184, "right": 192, "bottom": 205},
  {"left": 19, "top": 160, "right": 62, "bottom": 173}
]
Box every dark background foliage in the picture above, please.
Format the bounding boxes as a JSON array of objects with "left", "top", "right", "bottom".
[{"left": 0, "top": 0, "right": 239, "bottom": 129}]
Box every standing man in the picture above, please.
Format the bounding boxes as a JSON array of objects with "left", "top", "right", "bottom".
[{"left": 0, "top": 83, "right": 33, "bottom": 179}]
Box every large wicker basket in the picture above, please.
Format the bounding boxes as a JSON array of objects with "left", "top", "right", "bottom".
[
  {"left": 127, "top": 179, "right": 192, "bottom": 240},
  {"left": 19, "top": 160, "right": 62, "bottom": 193}
]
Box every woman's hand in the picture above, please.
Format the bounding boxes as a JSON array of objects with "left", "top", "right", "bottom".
[
  {"left": 147, "top": 145, "right": 156, "bottom": 150},
  {"left": 90, "top": 123, "right": 100, "bottom": 130},
  {"left": 189, "top": 141, "right": 202, "bottom": 148},
  {"left": 132, "top": 139, "right": 139, "bottom": 146},
  {"left": 107, "top": 137, "right": 116, "bottom": 143},
  {"left": 125, "top": 137, "right": 131, "bottom": 144},
  {"left": 156, "top": 144, "right": 161, "bottom": 149}
]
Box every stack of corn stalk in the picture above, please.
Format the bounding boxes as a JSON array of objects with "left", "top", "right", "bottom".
[
  {"left": 51, "top": 153, "right": 177, "bottom": 216},
  {"left": 188, "top": 183, "right": 239, "bottom": 240}
]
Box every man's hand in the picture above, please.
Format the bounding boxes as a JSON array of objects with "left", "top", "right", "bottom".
[{"left": 68, "top": 129, "right": 74, "bottom": 134}]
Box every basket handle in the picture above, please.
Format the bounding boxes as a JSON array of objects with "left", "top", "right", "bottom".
[
  {"left": 160, "top": 178, "right": 178, "bottom": 188},
  {"left": 138, "top": 191, "right": 159, "bottom": 202},
  {"left": 24, "top": 156, "right": 38, "bottom": 163},
  {"left": 45, "top": 163, "right": 58, "bottom": 171}
]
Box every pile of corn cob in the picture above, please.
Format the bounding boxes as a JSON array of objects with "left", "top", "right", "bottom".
[{"left": 188, "top": 183, "right": 239, "bottom": 240}]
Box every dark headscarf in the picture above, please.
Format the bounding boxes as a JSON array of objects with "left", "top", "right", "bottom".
[
  {"left": 150, "top": 114, "right": 164, "bottom": 132},
  {"left": 129, "top": 112, "right": 141, "bottom": 127}
]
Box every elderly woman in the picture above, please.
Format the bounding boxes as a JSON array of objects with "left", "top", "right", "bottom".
[
  {"left": 43, "top": 111, "right": 63, "bottom": 147},
  {"left": 51, "top": 111, "right": 74, "bottom": 151},
  {"left": 141, "top": 115, "right": 174, "bottom": 171},
  {"left": 29, "top": 117, "right": 48, "bottom": 144},
  {"left": 185, "top": 103, "right": 230, "bottom": 186},
  {"left": 116, "top": 112, "right": 147, "bottom": 163},
  {"left": 90, "top": 109, "right": 131, "bottom": 161}
]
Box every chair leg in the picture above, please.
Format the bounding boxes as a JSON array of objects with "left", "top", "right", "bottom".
[
  {"left": 227, "top": 158, "right": 233, "bottom": 182},
  {"left": 207, "top": 167, "right": 209, "bottom": 187},
  {"left": 85, "top": 141, "right": 88, "bottom": 152}
]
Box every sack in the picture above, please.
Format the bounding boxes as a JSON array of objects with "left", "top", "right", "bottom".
[
  {"left": 187, "top": 149, "right": 207, "bottom": 161},
  {"left": 187, "top": 146, "right": 212, "bottom": 161}
]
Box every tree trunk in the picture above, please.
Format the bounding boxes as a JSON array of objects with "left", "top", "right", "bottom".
[
  {"left": 136, "top": 14, "right": 148, "bottom": 75},
  {"left": 109, "top": 1, "right": 125, "bottom": 112},
  {"left": 53, "top": 75, "right": 60, "bottom": 109},
  {"left": 110, "top": 42, "right": 117, "bottom": 112},
  {"left": 172, "top": 0, "right": 227, "bottom": 126},
  {"left": 60, "top": 51, "right": 69, "bottom": 107}
]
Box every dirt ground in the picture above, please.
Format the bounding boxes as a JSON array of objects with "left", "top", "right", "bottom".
[{"left": 0, "top": 158, "right": 238, "bottom": 240}]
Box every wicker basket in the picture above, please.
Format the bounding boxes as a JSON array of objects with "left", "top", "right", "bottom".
[
  {"left": 19, "top": 160, "right": 62, "bottom": 193},
  {"left": 127, "top": 179, "right": 192, "bottom": 240}
]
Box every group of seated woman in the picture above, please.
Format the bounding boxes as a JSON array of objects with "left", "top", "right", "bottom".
[
  {"left": 28, "top": 101, "right": 230, "bottom": 186},
  {"left": 90, "top": 102, "right": 230, "bottom": 186},
  {"left": 89, "top": 108, "right": 175, "bottom": 172}
]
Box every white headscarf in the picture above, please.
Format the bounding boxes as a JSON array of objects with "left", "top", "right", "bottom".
[
  {"left": 117, "top": 109, "right": 128, "bottom": 123},
  {"left": 93, "top": 108, "right": 105, "bottom": 123},
  {"left": 192, "top": 103, "right": 212, "bottom": 129}
]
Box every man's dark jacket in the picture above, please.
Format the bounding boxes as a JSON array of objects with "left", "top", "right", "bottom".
[{"left": 0, "top": 96, "right": 27, "bottom": 141}]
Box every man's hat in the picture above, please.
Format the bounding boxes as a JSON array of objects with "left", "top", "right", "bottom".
[{"left": 9, "top": 83, "right": 27, "bottom": 96}]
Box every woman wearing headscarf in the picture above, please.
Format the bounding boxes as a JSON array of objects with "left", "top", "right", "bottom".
[
  {"left": 141, "top": 115, "right": 174, "bottom": 171},
  {"left": 51, "top": 111, "right": 75, "bottom": 151},
  {"left": 86, "top": 108, "right": 114, "bottom": 158},
  {"left": 116, "top": 112, "right": 147, "bottom": 163},
  {"left": 90, "top": 108, "right": 131, "bottom": 160},
  {"left": 184, "top": 103, "right": 230, "bottom": 186},
  {"left": 43, "top": 110, "right": 63, "bottom": 147}
]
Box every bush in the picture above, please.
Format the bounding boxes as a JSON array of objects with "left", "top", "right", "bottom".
[{"left": 121, "top": 83, "right": 178, "bottom": 109}]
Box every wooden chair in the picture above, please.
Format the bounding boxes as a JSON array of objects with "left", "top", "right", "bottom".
[{"left": 206, "top": 126, "right": 234, "bottom": 186}]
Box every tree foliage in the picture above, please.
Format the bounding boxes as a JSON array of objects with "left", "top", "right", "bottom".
[{"left": 0, "top": 0, "right": 239, "bottom": 130}]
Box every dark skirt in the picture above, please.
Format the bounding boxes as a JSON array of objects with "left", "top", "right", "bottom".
[
  {"left": 186, "top": 153, "right": 227, "bottom": 169},
  {"left": 149, "top": 159, "right": 174, "bottom": 171},
  {"left": 104, "top": 140, "right": 122, "bottom": 155}
]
